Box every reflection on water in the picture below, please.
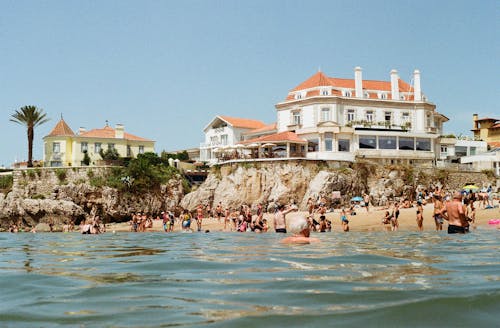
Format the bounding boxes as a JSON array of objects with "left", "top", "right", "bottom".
[{"left": 0, "top": 230, "right": 498, "bottom": 327}]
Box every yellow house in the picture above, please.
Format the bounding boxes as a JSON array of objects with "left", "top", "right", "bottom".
[
  {"left": 43, "top": 119, "right": 155, "bottom": 167},
  {"left": 472, "top": 114, "right": 500, "bottom": 148}
]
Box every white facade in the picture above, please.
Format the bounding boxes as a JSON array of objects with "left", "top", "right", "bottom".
[
  {"left": 461, "top": 149, "right": 500, "bottom": 176},
  {"left": 275, "top": 68, "right": 448, "bottom": 165}
]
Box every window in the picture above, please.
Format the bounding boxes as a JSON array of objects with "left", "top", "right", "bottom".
[
  {"left": 108, "top": 143, "right": 115, "bottom": 150},
  {"left": 307, "top": 139, "right": 319, "bottom": 152},
  {"left": 416, "top": 138, "right": 431, "bottom": 151},
  {"left": 321, "top": 108, "right": 330, "bottom": 122},
  {"left": 426, "top": 113, "right": 432, "bottom": 127},
  {"left": 81, "top": 142, "right": 88, "bottom": 153},
  {"left": 470, "top": 147, "right": 476, "bottom": 156},
  {"left": 127, "top": 145, "right": 132, "bottom": 157},
  {"left": 53, "top": 142, "right": 60, "bottom": 153},
  {"left": 338, "top": 139, "right": 350, "bottom": 152},
  {"left": 402, "top": 112, "right": 410, "bottom": 123},
  {"left": 440, "top": 146, "right": 448, "bottom": 155},
  {"left": 220, "top": 134, "right": 228, "bottom": 146},
  {"left": 295, "top": 93, "right": 302, "bottom": 100},
  {"left": 325, "top": 133, "right": 333, "bottom": 151},
  {"left": 139, "top": 145, "right": 144, "bottom": 154},
  {"left": 50, "top": 161, "right": 62, "bottom": 167},
  {"left": 347, "top": 109, "right": 355, "bottom": 122},
  {"left": 359, "top": 136, "right": 376, "bottom": 149},
  {"left": 399, "top": 137, "right": 414, "bottom": 150},
  {"left": 210, "top": 136, "right": 218, "bottom": 145},
  {"left": 95, "top": 143, "right": 101, "bottom": 153},
  {"left": 455, "top": 146, "right": 467, "bottom": 157},
  {"left": 380, "top": 93, "right": 387, "bottom": 99},
  {"left": 292, "top": 111, "right": 301, "bottom": 125},
  {"left": 366, "top": 110, "right": 374, "bottom": 122},
  {"left": 364, "top": 92, "right": 370, "bottom": 98},
  {"left": 344, "top": 90, "right": 352, "bottom": 97},
  {"left": 321, "top": 89, "right": 329, "bottom": 96},
  {"left": 384, "top": 111, "right": 392, "bottom": 123},
  {"left": 379, "top": 136, "right": 397, "bottom": 149}
]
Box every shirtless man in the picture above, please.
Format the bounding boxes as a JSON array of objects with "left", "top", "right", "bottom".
[
  {"left": 281, "top": 216, "right": 320, "bottom": 244},
  {"left": 215, "top": 202, "right": 223, "bottom": 223},
  {"left": 274, "top": 204, "right": 298, "bottom": 233},
  {"left": 441, "top": 191, "right": 469, "bottom": 234}
]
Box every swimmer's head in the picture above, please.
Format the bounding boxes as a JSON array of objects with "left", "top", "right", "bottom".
[{"left": 289, "top": 216, "right": 309, "bottom": 234}]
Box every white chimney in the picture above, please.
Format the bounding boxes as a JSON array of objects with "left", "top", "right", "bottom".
[
  {"left": 115, "top": 124, "right": 124, "bottom": 139},
  {"left": 413, "top": 69, "right": 422, "bottom": 101},
  {"left": 390, "top": 69, "right": 399, "bottom": 100},
  {"left": 78, "top": 127, "right": 86, "bottom": 135},
  {"left": 355, "top": 66, "right": 363, "bottom": 98}
]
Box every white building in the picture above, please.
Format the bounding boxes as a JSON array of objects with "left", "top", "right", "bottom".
[
  {"left": 461, "top": 149, "right": 500, "bottom": 176},
  {"left": 438, "top": 137, "right": 488, "bottom": 163},
  {"left": 199, "top": 116, "right": 270, "bottom": 163},
  {"left": 273, "top": 68, "right": 448, "bottom": 165}
]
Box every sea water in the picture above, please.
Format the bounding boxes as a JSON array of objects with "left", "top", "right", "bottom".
[{"left": 0, "top": 228, "right": 498, "bottom": 327}]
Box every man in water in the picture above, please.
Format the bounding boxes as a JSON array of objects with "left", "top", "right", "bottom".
[
  {"left": 274, "top": 204, "right": 297, "bottom": 233},
  {"left": 441, "top": 191, "right": 469, "bottom": 234},
  {"left": 281, "top": 216, "right": 320, "bottom": 244}
]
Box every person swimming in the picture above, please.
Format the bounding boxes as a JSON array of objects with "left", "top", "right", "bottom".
[{"left": 281, "top": 216, "right": 320, "bottom": 244}]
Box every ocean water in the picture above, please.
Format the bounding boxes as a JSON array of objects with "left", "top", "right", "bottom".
[{"left": 0, "top": 228, "right": 498, "bottom": 328}]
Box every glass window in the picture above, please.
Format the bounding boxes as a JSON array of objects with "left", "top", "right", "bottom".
[
  {"left": 81, "top": 142, "right": 88, "bottom": 153},
  {"left": 347, "top": 109, "right": 355, "bottom": 122},
  {"left": 108, "top": 143, "right": 115, "bottom": 150},
  {"left": 470, "top": 147, "right": 476, "bottom": 156},
  {"left": 50, "top": 161, "right": 62, "bottom": 167},
  {"left": 416, "top": 138, "right": 431, "bottom": 151},
  {"left": 307, "top": 139, "right": 319, "bottom": 152},
  {"left": 139, "top": 146, "right": 144, "bottom": 154},
  {"left": 321, "top": 108, "right": 330, "bottom": 122},
  {"left": 220, "top": 134, "right": 228, "bottom": 145},
  {"left": 399, "top": 137, "right": 414, "bottom": 150},
  {"left": 53, "top": 142, "right": 60, "bottom": 153},
  {"left": 402, "top": 112, "right": 410, "bottom": 123},
  {"left": 359, "top": 136, "right": 376, "bottom": 149},
  {"left": 384, "top": 112, "right": 391, "bottom": 123},
  {"left": 95, "top": 143, "right": 101, "bottom": 153},
  {"left": 322, "top": 89, "right": 329, "bottom": 96},
  {"left": 455, "top": 146, "right": 467, "bottom": 157},
  {"left": 325, "top": 133, "right": 333, "bottom": 151},
  {"left": 293, "top": 111, "right": 301, "bottom": 125},
  {"left": 366, "top": 110, "right": 374, "bottom": 122},
  {"left": 127, "top": 145, "right": 132, "bottom": 157},
  {"left": 379, "top": 136, "right": 397, "bottom": 149},
  {"left": 440, "top": 146, "right": 448, "bottom": 155},
  {"left": 338, "top": 139, "right": 350, "bottom": 152}
]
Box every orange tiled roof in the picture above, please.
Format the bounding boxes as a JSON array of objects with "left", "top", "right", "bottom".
[
  {"left": 241, "top": 131, "right": 307, "bottom": 144},
  {"left": 491, "top": 123, "right": 500, "bottom": 129},
  {"left": 289, "top": 71, "right": 414, "bottom": 98},
  {"left": 79, "top": 125, "right": 152, "bottom": 141},
  {"left": 488, "top": 141, "right": 500, "bottom": 148},
  {"left": 219, "top": 116, "right": 266, "bottom": 129},
  {"left": 243, "top": 123, "right": 277, "bottom": 135},
  {"left": 46, "top": 119, "right": 75, "bottom": 137}
]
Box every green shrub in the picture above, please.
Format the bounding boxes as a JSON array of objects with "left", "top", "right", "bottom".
[
  {"left": 27, "top": 170, "right": 36, "bottom": 179},
  {"left": 34, "top": 168, "right": 42, "bottom": 177},
  {"left": 87, "top": 170, "right": 95, "bottom": 178},
  {"left": 0, "top": 175, "right": 13, "bottom": 192},
  {"left": 31, "top": 194, "right": 45, "bottom": 200},
  {"left": 55, "top": 169, "right": 67, "bottom": 183}
]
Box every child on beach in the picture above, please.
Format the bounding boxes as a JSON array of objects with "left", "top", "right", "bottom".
[{"left": 340, "top": 209, "right": 349, "bottom": 232}]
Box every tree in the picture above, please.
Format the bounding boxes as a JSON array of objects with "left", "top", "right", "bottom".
[
  {"left": 10, "top": 106, "right": 50, "bottom": 167},
  {"left": 82, "top": 150, "right": 91, "bottom": 166}
]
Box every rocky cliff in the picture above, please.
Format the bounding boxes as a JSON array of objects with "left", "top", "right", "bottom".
[{"left": 0, "top": 167, "right": 184, "bottom": 229}]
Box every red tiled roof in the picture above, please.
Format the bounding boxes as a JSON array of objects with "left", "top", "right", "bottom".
[
  {"left": 219, "top": 116, "right": 266, "bottom": 129},
  {"left": 243, "top": 123, "right": 277, "bottom": 135},
  {"left": 46, "top": 119, "right": 75, "bottom": 137},
  {"left": 488, "top": 141, "right": 500, "bottom": 148},
  {"left": 291, "top": 71, "right": 333, "bottom": 91},
  {"left": 79, "top": 125, "right": 152, "bottom": 141},
  {"left": 241, "top": 131, "right": 307, "bottom": 144}
]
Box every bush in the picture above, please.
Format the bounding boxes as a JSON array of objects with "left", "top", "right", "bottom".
[
  {"left": 31, "top": 194, "right": 45, "bottom": 200},
  {"left": 0, "top": 175, "right": 13, "bottom": 192},
  {"left": 27, "top": 170, "right": 36, "bottom": 179},
  {"left": 55, "top": 169, "right": 67, "bottom": 183},
  {"left": 82, "top": 150, "right": 91, "bottom": 166},
  {"left": 481, "top": 169, "right": 496, "bottom": 180}
]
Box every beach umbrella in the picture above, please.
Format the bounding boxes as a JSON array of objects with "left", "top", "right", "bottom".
[
  {"left": 351, "top": 196, "right": 363, "bottom": 202},
  {"left": 462, "top": 184, "right": 479, "bottom": 191},
  {"left": 246, "top": 143, "right": 259, "bottom": 148}
]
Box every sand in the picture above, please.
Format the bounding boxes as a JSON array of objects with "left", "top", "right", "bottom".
[{"left": 107, "top": 201, "right": 500, "bottom": 233}]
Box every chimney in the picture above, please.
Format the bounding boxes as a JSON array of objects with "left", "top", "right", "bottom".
[
  {"left": 413, "top": 69, "right": 422, "bottom": 101},
  {"left": 355, "top": 66, "right": 363, "bottom": 98},
  {"left": 115, "top": 124, "right": 124, "bottom": 139},
  {"left": 78, "top": 127, "right": 86, "bottom": 135},
  {"left": 390, "top": 69, "right": 399, "bottom": 100},
  {"left": 473, "top": 113, "right": 479, "bottom": 130}
]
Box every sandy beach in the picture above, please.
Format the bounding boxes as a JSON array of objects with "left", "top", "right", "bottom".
[{"left": 106, "top": 202, "right": 500, "bottom": 233}]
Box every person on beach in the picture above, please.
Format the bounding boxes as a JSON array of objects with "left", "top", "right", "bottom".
[
  {"left": 281, "top": 216, "right": 320, "bottom": 244},
  {"left": 274, "top": 204, "right": 298, "bottom": 233},
  {"left": 215, "top": 202, "right": 223, "bottom": 223},
  {"left": 416, "top": 201, "right": 424, "bottom": 231},
  {"left": 181, "top": 209, "right": 192, "bottom": 232},
  {"left": 440, "top": 191, "right": 470, "bottom": 234},
  {"left": 195, "top": 204, "right": 203, "bottom": 232},
  {"left": 382, "top": 211, "right": 392, "bottom": 231},
  {"left": 319, "top": 215, "right": 327, "bottom": 232},
  {"left": 364, "top": 194, "right": 370, "bottom": 212},
  {"left": 391, "top": 202, "right": 400, "bottom": 231},
  {"left": 433, "top": 194, "right": 444, "bottom": 231},
  {"left": 162, "top": 211, "right": 169, "bottom": 232},
  {"left": 307, "top": 197, "right": 315, "bottom": 215},
  {"left": 340, "top": 208, "right": 349, "bottom": 232},
  {"left": 262, "top": 219, "right": 269, "bottom": 232}
]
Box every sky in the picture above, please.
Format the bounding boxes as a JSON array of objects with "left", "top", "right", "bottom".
[{"left": 1, "top": 0, "right": 498, "bottom": 167}]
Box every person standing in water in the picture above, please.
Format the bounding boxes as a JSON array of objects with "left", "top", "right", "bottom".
[
  {"left": 274, "top": 204, "right": 298, "bottom": 233},
  {"left": 441, "top": 191, "right": 470, "bottom": 234}
]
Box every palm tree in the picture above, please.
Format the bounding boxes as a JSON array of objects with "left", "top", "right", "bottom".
[{"left": 10, "top": 106, "right": 50, "bottom": 167}]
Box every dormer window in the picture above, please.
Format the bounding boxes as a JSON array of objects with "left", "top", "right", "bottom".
[
  {"left": 400, "top": 95, "right": 405, "bottom": 100},
  {"left": 343, "top": 90, "right": 352, "bottom": 97},
  {"left": 364, "top": 92, "right": 370, "bottom": 98},
  {"left": 380, "top": 93, "right": 387, "bottom": 99},
  {"left": 321, "top": 89, "right": 329, "bottom": 96},
  {"left": 295, "top": 93, "right": 302, "bottom": 100}
]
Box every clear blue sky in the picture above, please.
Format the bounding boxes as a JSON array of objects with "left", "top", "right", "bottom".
[{"left": 1, "top": 0, "right": 498, "bottom": 167}]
